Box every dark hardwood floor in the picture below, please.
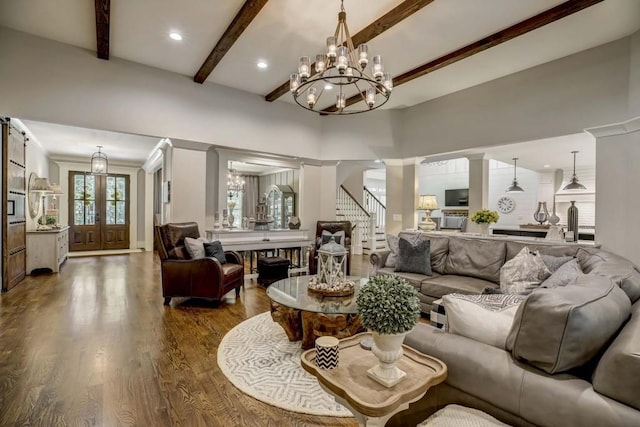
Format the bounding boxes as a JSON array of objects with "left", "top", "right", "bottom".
[{"left": 0, "top": 252, "right": 374, "bottom": 426}]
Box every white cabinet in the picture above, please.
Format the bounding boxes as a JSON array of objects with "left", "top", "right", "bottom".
[{"left": 26, "top": 226, "right": 69, "bottom": 274}]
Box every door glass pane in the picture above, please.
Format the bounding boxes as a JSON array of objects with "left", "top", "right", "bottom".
[
  {"left": 116, "top": 202, "right": 126, "bottom": 224},
  {"left": 85, "top": 200, "right": 96, "bottom": 224},
  {"left": 73, "top": 173, "right": 96, "bottom": 225},
  {"left": 106, "top": 176, "right": 115, "bottom": 200},
  {"left": 116, "top": 177, "right": 126, "bottom": 201},
  {"left": 107, "top": 200, "right": 116, "bottom": 225},
  {"left": 74, "top": 200, "right": 85, "bottom": 225}
]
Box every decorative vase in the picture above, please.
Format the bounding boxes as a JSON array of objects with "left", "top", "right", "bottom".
[
  {"left": 477, "top": 222, "right": 489, "bottom": 236},
  {"left": 367, "top": 331, "right": 410, "bottom": 387},
  {"left": 567, "top": 201, "right": 579, "bottom": 242},
  {"left": 228, "top": 212, "right": 235, "bottom": 228},
  {"left": 533, "top": 201, "right": 549, "bottom": 225}
]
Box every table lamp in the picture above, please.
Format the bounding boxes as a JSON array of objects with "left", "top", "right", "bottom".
[
  {"left": 417, "top": 195, "right": 438, "bottom": 231},
  {"left": 31, "top": 177, "right": 53, "bottom": 230}
]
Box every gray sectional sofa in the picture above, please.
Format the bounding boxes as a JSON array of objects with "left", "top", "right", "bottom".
[{"left": 373, "top": 233, "right": 640, "bottom": 426}]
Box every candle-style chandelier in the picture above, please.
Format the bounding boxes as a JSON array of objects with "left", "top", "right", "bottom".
[
  {"left": 289, "top": 0, "right": 392, "bottom": 115},
  {"left": 227, "top": 162, "right": 245, "bottom": 197}
]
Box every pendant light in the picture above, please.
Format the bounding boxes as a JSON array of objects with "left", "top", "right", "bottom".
[
  {"left": 506, "top": 157, "right": 524, "bottom": 193},
  {"left": 562, "top": 151, "right": 587, "bottom": 190},
  {"left": 90, "top": 145, "right": 108, "bottom": 175}
]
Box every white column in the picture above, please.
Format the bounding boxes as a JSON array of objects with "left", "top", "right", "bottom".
[
  {"left": 586, "top": 116, "right": 640, "bottom": 266},
  {"left": 466, "top": 154, "right": 489, "bottom": 233},
  {"left": 171, "top": 147, "right": 207, "bottom": 233},
  {"left": 383, "top": 160, "right": 404, "bottom": 236}
]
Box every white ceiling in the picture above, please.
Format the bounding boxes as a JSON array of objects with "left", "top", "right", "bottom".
[{"left": 0, "top": 0, "right": 636, "bottom": 168}]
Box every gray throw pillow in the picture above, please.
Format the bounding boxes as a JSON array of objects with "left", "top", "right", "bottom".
[
  {"left": 540, "top": 258, "right": 582, "bottom": 288},
  {"left": 541, "top": 254, "right": 574, "bottom": 273},
  {"left": 204, "top": 240, "right": 226, "bottom": 264},
  {"left": 395, "top": 237, "right": 431, "bottom": 275},
  {"left": 184, "top": 236, "right": 209, "bottom": 259},
  {"left": 500, "top": 247, "right": 551, "bottom": 294}
]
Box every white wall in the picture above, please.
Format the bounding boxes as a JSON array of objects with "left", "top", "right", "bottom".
[
  {"left": 628, "top": 30, "right": 640, "bottom": 116},
  {"left": 298, "top": 164, "right": 322, "bottom": 232},
  {"left": 399, "top": 38, "right": 631, "bottom": 157},
  {"left": 170, "top": 148, "right": 207, "bottom": 234},
  {"left": 0, "top": 27, "right": 322, "bottom": 160},
  {"left": 23, "top": 128, "right": 50, "bottom": 230}
]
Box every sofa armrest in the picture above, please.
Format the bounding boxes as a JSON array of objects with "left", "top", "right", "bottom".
[{"left": 370, "top": 250, "right": 390, "bottom": 272}]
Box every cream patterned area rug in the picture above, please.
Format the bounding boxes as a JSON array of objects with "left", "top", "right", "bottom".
[{"left": 217, "top": 312, "right": 352, "bottom": 417}]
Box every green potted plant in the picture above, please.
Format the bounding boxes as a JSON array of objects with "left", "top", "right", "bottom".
[
  {"left": 356, "top": 274, "right": 421, "bottom": 387},
  {"left": 469, "top": 208, "right": 500, "bottom": 236}
]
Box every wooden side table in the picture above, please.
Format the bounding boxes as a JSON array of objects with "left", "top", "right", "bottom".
[{"left": 301, "top": 332, "right": 447, "bottom": 427}]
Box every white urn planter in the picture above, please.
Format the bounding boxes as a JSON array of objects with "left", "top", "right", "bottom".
[{"left": 367, "top": 331, "right": 411, "bottom": 387}]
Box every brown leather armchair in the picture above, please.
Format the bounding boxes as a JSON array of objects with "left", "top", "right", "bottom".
[
  {"left": 155, "top": 222, "right": 244, "bottom": 305},
  {"left": 308, "top": 220, "right": 352, "bottom": 276}
]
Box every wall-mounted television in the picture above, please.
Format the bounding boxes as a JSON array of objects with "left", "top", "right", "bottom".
[{"left": 445, "top": 188, "right": 469, "bottom": 207}]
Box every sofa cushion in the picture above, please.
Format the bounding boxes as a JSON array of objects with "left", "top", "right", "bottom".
[
  {"left": 443, "top": 238, "right": 506, "bottom": 283},
  {"left": 377, "top": 268, "right": 439, "bottom": 291},
  {"left": 540, "top": 258, "right": 582, "bottom": 288},
  {"left": 500, "top": 247, "right": 551, "bottom": 294},
  {"left": 444, "top": 293, "right": 525, "bottom": 349},
  {"left": 420, "top": 274, "right": 495, "bottom": 300},
  {"left": 506, "top": 241, "right": 580, "bottom": 262},
  {"left": 592, "top": 300, "right": 640, "bottom": 411},
  {"left": 577, "top": 248, "right": 640, "bottom": 303},
  {"left": 506, "top": 274, "right": 631, "bottom": 374},
  {"left": 395, "top": 237, "right": 431, "bottom": 275},
  {"left": 426, "top": 235, "right": 450, "bottom": 274}
]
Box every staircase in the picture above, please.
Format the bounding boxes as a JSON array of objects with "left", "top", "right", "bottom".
[{"left": 336, "top": 185, "right": 387, "bottom": 255}]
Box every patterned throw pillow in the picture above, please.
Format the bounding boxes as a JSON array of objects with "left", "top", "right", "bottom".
[
  {"left": 540, "top": 258, "right": 582, "bottom": 288},
  {"left": 204, "top": 240, "right": 226, "bottom": 264},
  {"left": 320, "top": 230, "right": 346, "bottom": 245},
  {"left": 500, "top": 247, "right": 551, "bottom": 294},
  {"left": 384, "top": 234, "right": 400, "bottom": 268},
  {"left": 395, "top": 237, "right": 431, "bottom": 275}
]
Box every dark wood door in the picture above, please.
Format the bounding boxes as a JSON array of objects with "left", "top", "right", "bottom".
[{"left": 69, "top": 172, "right": 130, "bottom": 251}]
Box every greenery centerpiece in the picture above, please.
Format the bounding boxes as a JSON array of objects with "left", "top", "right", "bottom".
[
  {"left": 356, "top": 275, "right": 421, "bottom": 387},
  {"left": 469, "top": 209, "right": 500, "bottom": 236}
]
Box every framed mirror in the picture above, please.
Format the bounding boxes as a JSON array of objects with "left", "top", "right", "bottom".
[{"left": 28, "top": 172, "right": 41, "bottom": 218}]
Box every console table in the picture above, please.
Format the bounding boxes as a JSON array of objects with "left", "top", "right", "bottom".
[{"left": 26, "top": 226, "right": 69, "bottom": 274}]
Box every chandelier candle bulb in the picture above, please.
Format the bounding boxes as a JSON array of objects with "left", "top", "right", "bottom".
[
  {"left": 336, "top": 47, "right": 348, "bottom": 72},
  {"left": 345, "top": 67, "right": 354, "bottom": 82},
  {"left": 315, "top": 54, "right": 326, "bottom": 73},
  {"left": 372, "top": 55, "right": 384, "bottom": 79},
  {"left": 299, "top": 56, "right": 310, "bottom": 79},
  {"left": 366, "top": 87, "right": 376, "bottom": 107},
  {"left": 289, "top": 73, "right": 300, "bottom": 92},
  {"left": 383, "top": 73, "right": 393, "bottom": 91},
  {"left": 307, "top": 87, "right": 317, "bottom": 107},
  {"left": 358, "top": 44, "right": 368, "bottom": 67},
  {"left": 326, "top": 36, "right": 337, "bottom": 58},
  {"left": 336, "top": 92, "right": 346, "bottom": 110}
]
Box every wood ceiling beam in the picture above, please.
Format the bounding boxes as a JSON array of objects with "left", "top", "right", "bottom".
[
  {"left": 95, "top": 0, "right": 110, "bottom": 60},
  {"left": 194, "top": 0, "right": 269, "bottom": 84},
  {"left": 322, "top": 0, "right": 604, "bottom": 113},
  {"left": 264, "top": 0, "right": 435, "bottom": 103}
]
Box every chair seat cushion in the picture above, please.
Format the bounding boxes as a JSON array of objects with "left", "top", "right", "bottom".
[{"left": 222, "top": 263, "right": 244, "bottom": 283}]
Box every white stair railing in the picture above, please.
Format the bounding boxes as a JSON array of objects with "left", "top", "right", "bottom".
[
  {"left": 363, "top": 186, "right": 386, "bottom": 233},
  {"left": 336, "top": 186, "right": 370, "bottom": 255}
]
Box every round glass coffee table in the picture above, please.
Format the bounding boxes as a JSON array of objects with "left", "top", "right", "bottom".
[{"left": 266, "top": 275, "right": 368, "bottom": 349}]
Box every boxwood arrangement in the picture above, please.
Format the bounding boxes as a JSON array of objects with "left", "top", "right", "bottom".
[{"left": 356, "top": 274, "right": 421, "bottom": 335}]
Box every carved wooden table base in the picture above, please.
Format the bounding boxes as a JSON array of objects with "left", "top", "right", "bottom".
[{"left": 270, "top": 302, "right": 364, "bottom": 349}]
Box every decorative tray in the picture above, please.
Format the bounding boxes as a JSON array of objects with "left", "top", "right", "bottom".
[{"left": 307, "top": 277, "right": 355, "bottom": 297}]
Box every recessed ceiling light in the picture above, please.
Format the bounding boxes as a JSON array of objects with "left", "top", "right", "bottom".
[
  {"left": 257, "top": 61, "right": 268, "bottom": 69},
  {"left": 169, "top": 32, "right": 183, "bottom": 41},
  {"left": 543, "top": 164, "right": 551, "bottom": 168},
  {"left": 325, "top": 84, "right": 333, "bottom": 90}
]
